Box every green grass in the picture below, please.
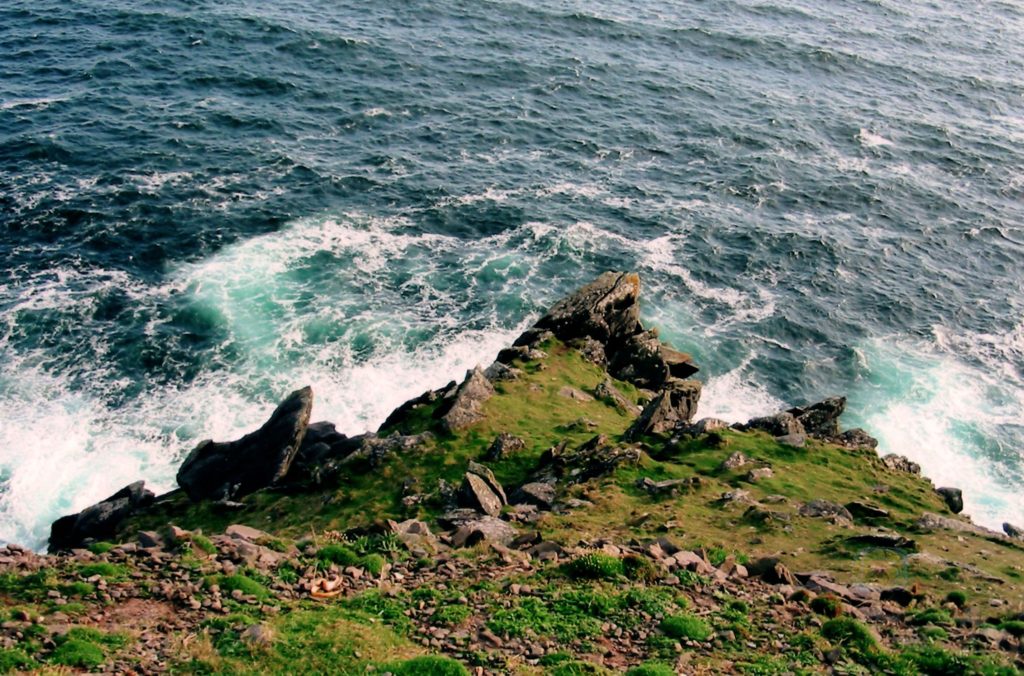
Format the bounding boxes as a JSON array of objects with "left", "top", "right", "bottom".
[
  {"left": 0, "top": 648, "right": 33, "bottom": 672},
  {"left": 388, "top": 656, "right": 468, "bottom": 676},
  {"left": 431, "top": 605, "right": 470, "bottom": 626},
  {"left": 809, "top": 595, "right": 843, "bottom": 618},
  {"left": 208, "top": 574, "right": 271, "bottom": 601},
  {"left": 77, "top": 562, "right": 129, "bottom": 581},
  {"left": 626, "top": 663, "right": 676, "bottom": 676},
  {"left": 945, "top": 590, "right": 968, "bottom": 608}
]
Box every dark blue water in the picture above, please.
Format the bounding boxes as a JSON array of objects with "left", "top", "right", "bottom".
[{"left": 2, "top": 0, "right": 1023, "bottom": 549}]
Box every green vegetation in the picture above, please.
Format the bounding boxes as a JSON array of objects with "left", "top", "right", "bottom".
[
  {"left": 0, "top": 648, "right": 33, "bottom": 672},
  {"left": 208, "top": 574, "right": 271, "bottom": 601},
  {"left": 431, "top": 605, "right": 470, "bottom": 626},
  {"left": 625, "top": 663, "right": 676, "bottom": 676},
  {"left": 945, "top": 590, "right": 968, "bottom": 608},
  {"left": 563, "top": 553, "right": 624, "bottom": 580},
  {"left": 658, "top": 614, "right": 712, "bottom": 642},
  {"left": 809, "top": 595, "right": 843, "bottom": 617},
  {"left": 388, "top": 656, "right": 468, "bottom": 676},
  {"left": 77, "top": 562, "right": 128, "bottom": 580}
]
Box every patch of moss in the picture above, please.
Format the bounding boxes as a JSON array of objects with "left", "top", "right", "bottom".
[
  {"left": 563, "top": 553, "right": 624, "bottom": 580},
  {"left": 658, "top": 614, "right": 712, "bottom": 642},
  {"left": 809, "top": 595, "right": 843, "bottom": 618},
  {"left": 431, "top": 605, "right": 470, "bottom": 626},
  {"left": 77, "top": 562, "right": 128, "bottom": 581},
  {"left": 209, "top": 574, "right": 270, "bottom": 601},
  {"left": 388, "top": 655, "right": 468, "bottom": 675},
  {"left": 0, "top": 648, "right": 33, "bottom": 672},
  {"left": 316, "top": 544, "right": 360, "bottom": 567},
  {"left": 625, "top": 663, "right": 676, "bottom": 676}
]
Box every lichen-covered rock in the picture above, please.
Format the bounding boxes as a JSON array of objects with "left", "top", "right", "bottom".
[
  {"left": 882, "top": 454, "right": 921, "bottom": 474},
  {"left": 510, "top": 482, "right": 556, "bottom": 510},
  {"left": 836, "top": 428, "right": 878, "bottom": 450},
  {"left": 441, "top": 367, "right": 495, "bottom": 432},
  {"left": 533, "top": 435, "right": 640, "bottom": 485},
  {"left": 528, "top": 271, "right": 642, "bottom": 347},
  {"left": 177, "top": 387, "right": 313, "bottom": 502},
  {"left": 459, "top": 472, "right": 504, "bottom": 517},
  {"left": 744, "top": 411, "right": 805, "bottom": 437},
  {"left": 594, "top": 377, "right": 640, "bottom": 415},
  {"left": 484, "top": 432, "right": 526, "bottom": 461}
]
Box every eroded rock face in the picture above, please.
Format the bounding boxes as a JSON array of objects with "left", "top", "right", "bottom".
[
  {"left": 744, "top": 412, "right": 806, "bottom": 438},
  {"left": 176, "top": 387, "right": 313, "bottom": 502},
  {"left": 882, "top": 454, "right": 921, "bottom": 475},
  {"left": 49, "top": 481, "right": 155, "bottom": 552}
]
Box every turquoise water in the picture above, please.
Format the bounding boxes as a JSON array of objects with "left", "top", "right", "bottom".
[{"left": 1, "top": 0, "right": 1022, "bottom": 549}]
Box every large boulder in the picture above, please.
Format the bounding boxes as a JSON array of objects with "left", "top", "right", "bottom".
[
  {"left": 609, "top": 330, "right": 698, "bottom": 390},
  {"left": 625, "top": 379, "right": 701, "bottom": 439},
  {"left": 177, "top": 387, "right": 313, "bottom": 502},
  {"left": 49, "top": 481, "right": 154, "bottom": 552},
  {"left": 936, "top": 487, "right": 964, "bottom": 514},
  {"left": 458, "top": 463, "right": 507, "bottom": 517}
]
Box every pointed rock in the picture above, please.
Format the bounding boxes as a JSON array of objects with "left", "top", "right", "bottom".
[
  {"left": 467, "top": 461, "right": 507, "bottom": 504},
  {"left": 528, "top": 271, "right": 642, "bottom": 347},
  {"left": 177, "top": 387, "right": 313, "bottom": 502},
  {"left": 625, "top": 379, "right": 701, "bottom": 439},
  {"left": 459, "top": 473, "right": 504, "bottom": 517},
  {"left": 789, "top": 397, "right": 846, "bottom": 438},
  {"left": 936, "top": 487, "right": 964, "bottom": 514},
  {"left": 49, "top": 481, "right": 155, "bottom": 552},
  {"left": 441, "top": 367, "right": 494, "bottom": 432}
]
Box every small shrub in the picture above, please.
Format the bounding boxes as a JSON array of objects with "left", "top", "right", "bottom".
[
  {"left": 1000, "top": 620, "right": 1024, "bottom": 638},
  {"left": 726, "top": 599, "right": 749, "bottom": 615},
  {"left": 810, "top": 595, "right": 843, "bottom": 618},
  {"left": 49, "top": 638, "right": 104, "bottom": 668},
  {"left": 211, "top": 574, "right": 270, "bottom": 601},
  {"left": 411, "top": 587, "right": 442, "bottom": 603},
  {"left": 821, "top": 617, "right": 879, "bottom": 662},
  {"left": 360, "top": 553, "right": 386, "bottom": 576},
  {"left": 944, "top": 590, "right": 967, "bottom": 608},
  {"left": 77, "top": 562, "right": 127, "bottom": 580},
  {"left": 390, "top": 655, "right": 468, "bottom": 675},
  {"left": 788, "top": 589, "right": 811, "bottom": 605},
  {"left": 909, "top": 608, "right": 953, "bottom": 627},
  {"left": 626, "top": 663, "right": 676, "bottom": 676},
  {"left": 549, "top": 661, "right": 604, "bottom": 675},
  {"left": 87, "top": 542, "right": 115, "bottom": 555},
  {"left": 937, "top": 567, "right": 960, "bottom": 581},
  {"left": 190, "top": 534, "right": 217, "bottom": 555},
  {"left": 316, "top": 544, "right": 360, "bottom": 567},
  {"left": 556, "top": 589, "right": 618, "bottom": 618},
  {"left": 563, "top": 553, "right": 624, "bottom": 580},
  {"left": 0, "top": 648, "right": 33, "bottom": 671},
  {"left": 623, "top": 555, "right": 659, "bottom": 582},
  {"left": 61, "top": 581, "right": 95, "bottom": 597},
  {"left": 675, "top": 570, "right": 708, "bottom": 588},
  {"left": 659, "top": 614, "right": 712, "bottom": 642},
  {"left": 919, "top": 626, "right": 948, "bottom": 641},
  {"left": 432, "top": 605, "right": 470, "bottom": 626}
]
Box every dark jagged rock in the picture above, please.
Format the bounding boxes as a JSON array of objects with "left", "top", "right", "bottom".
[
  {"left": 882, "top": 454, "right": 921, "bottom": 475},
  {"left": 440, "top": 367, "right": 494, "bottom": 433},
  {"left": 177, "top": 387, "right": 313, "bottom": 502},
  {"left": 483, "top": 361, "right": 523, "bottom": 382},
  {"left": 377, "top": 381, "right": 454, "bottom": 433},
  {"left": 1004, "top": 523, "right": 1024, "bottom": 539},
  {"left": 845, "top": 501, "right": 890, "bottom": 520},
  {"left": 747, "top": 557, "right": 796, "bottom": 585},
  {"left": 835, "top": 428, "right": 878, "bottom": 450},
  {"left": 513, "top": 272, "right": 698, "bottom": 390},
  {"left": 288, "top": 421, "right": 363, "bottom": 482},
  {"left": 799, "top": 499, "right": 853, "bottom": 522},
  {"left": 844, "top": 533, "right": 917, "bottom": 551},
  {"left": 484, "top": 432, "right": 526, "bottom": 461},
  {"left": 743, "top": 412, "right": 805, "bottom": 437},
  {"left": 789, "top": 396, "right": 846, "bottom": 438},
  {"left": 527, "top": 271, "right": 642, "bottom": 347},
  {"left": 49, "top": 481, "right": 155, "bottom": 552},
  {"left": 608, "top": 330, "right": 698, "bottom": 390},
  {"left": 533, "top": 434, "right": 640, "bottom": 485},
  {"left": 624, "top": 379, "right": 701, "bottom": 439},
  {"left": 936, "top": 486, "right": 964, "bottom": 514},
  {"left": 338, "top": 432, "right": 433, "bottom": 470}
]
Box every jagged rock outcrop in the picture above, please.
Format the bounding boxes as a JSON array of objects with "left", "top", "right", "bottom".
[
  {"left": 625, "top": 379, "right": 701, "bottom": 439},
  {"left": 743, "top": 411, "right": 805, "bottom": 437},
  {"left": 532, "top": 434, "right": 640, "bottom": 485},
  {"left": 788, "top": 397, "right": 846, "bottom": 437},
  {"left": 176, "top": 387, "right": 313, "bottom": 502},
  {"left": 882, "top": 454, "right": 921, "bottom": 475},
  {"left": 49, "top": 481, "right": 155, "bottom": 552},
  {"left": 484, "top": 432, "right": 526, "bottom": 461},
  {"left": 742, "top": 397, "right": 878, "bottom": 451},
  {"left": 336, "top": 432, "right": 434, "bottom": 471},
  {"left": 513, "top": 272, "right": 698, "bottom": 390}
]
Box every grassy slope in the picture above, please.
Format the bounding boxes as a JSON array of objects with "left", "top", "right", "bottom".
[{"left": 19, "top": 338, "right": 1020, "bottom": 674}]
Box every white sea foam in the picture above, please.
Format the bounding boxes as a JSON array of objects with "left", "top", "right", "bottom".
[
  {"left": 856, "top": 128, "right": 893, "bottom": 147},
  {"left": 846, "top": 331, "right": 1024, "bottom": 532},
  {"left": 697, "top": 356, "right": 787, "bottom": 423}
]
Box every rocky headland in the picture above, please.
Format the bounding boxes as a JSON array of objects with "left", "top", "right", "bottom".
[{"left": 3, "top": 272, "right": 1024, "bottom": 674}]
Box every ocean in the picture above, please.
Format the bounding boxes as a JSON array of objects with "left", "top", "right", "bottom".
[{"left": 1, "top": 0, "right": 1022, "bottom": 550}]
